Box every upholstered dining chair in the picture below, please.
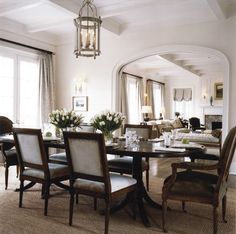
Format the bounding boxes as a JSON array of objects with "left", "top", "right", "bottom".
[
  {"left": 107, "top": 124, "right": 152, "bottom": 190},
  {"left": 49, "top": 125, "right": 95, "bottom": 164},
  {"left": 63, "top": 132, "right": 137, "bottom": 234},
  {"left": 189, "top": 117, "right": 206, "bottom": 131},
  {"left": 13, "top": 128, "right": 69, "bottom": 216},
  {"left": 162, "top": 126, "right": 236, "bottom": 234},
  {"left": 0, "top": 116, "right": 19, "bottom": 189}
]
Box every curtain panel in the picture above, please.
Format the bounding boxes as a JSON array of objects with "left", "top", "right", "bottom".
[
  {"left": 174, "top": 88, "right": 192, "bottom": 101},
  {"left": 39, "top": 52, "right": 55, "bottom": 125},
  {"left": 146, "top": 80, "right": 154, "bottom": 119}
]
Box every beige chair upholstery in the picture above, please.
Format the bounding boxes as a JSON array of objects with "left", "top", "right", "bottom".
[
  {"left": 63, "top": 132, "right": 137, "bottom": 234},
  {"left": 49, "top": 125, "right": 95, "bottom": 164},
  {"left": 13, "top": 128, "right": 69, "bottom": 216}
]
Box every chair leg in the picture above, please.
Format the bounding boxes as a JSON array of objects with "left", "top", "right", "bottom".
[
  {"left": 16, "top": 165, "right": 19, "bottom": 178},
  {"left": 104, "top": 201, "right": 110, "bottom": 234},
  {"left": 76, "top": 192, "right": 79, "bottom": 204},
  {"left": 5, "top": 165, "right": 9, "bottom": 190},
  {"left": 44, "top": 182, "right": 50, "bottom": 216},
  {"left": 94, "top": 197, "right": 97, "bottom": 211},
  {"left": 41, "top": 183, "right": 45, "bottom": 198},
  {"left": 69, "top": 190, "right": 75, "bottom": 226},
  {"left": 19, "top": 180, "right": 24, "bottom": 208},
  {"left": 162, "top": 199, "right": 168, "bottom": 233},
  {"left": 182, "top": 201, "right": 186, "bottom": 212},
  {"left": 213, "top": 205, "right": 218, "bottom": 234},
  {"left": 146, "top": 169, "right": 149, "bottom": 191},
  {"left": 132, "top": 191, "right": 137, "bottom": 220},
  {"left": 222, "top": 195, "right": 227, "bottom": 223}
]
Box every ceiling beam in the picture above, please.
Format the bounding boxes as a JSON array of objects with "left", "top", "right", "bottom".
[
  {"left": 0, "top": 0, "right": 42, "bottom": 16},
  {"left": 160, "top": 54, "right": 202, "bottom": 77},
  {"left": 46, "top": 0, "right": 121, "bottom": 35},
  {"left": 206, "top": 0, "right": 228, "bottom": 20}
]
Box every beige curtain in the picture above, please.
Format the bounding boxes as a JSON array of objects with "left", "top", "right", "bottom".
[
  {"left": 39, "top": 52, "right": 55, "bottom": 125},
  {"left": 120, "top": 73, "right": 129, "bottom": 124},
  {"left": 146, "top": 80, "right": 154, "bottom": 119}
]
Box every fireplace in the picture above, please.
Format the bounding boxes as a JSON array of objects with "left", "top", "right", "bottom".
[{"left": 205, "top": 115, "right": 222, "bottom": 129}]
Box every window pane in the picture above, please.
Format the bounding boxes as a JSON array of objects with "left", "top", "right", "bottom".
[
  {"left": 19, "top": 59, "right": 39, "bottom": 126},
  {"left": 0, "top": 55, "right": 14, "bottom": 119}
]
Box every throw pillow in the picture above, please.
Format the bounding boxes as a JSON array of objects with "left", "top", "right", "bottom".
[
  {"left": 211, "top": 129, "right": 222, "bottom": 138},
  {"left": 172, "top": 118, "right": 183, "bottom": 129}
]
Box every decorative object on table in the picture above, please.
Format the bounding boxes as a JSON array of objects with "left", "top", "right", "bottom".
[
  {"left": 214, "top": 82, "right": 223, "bottom": 100},
  {"left": 49, "top": 109, "right": 83, "bottom": 138},
  {"left": 90, "top": 111, "right": 126, "bottom": 143},
  {"left": 141, "top": 105, "right": 152, "bottom": 122},
  {"left": 74, "top": 0, "right": 102, "bottom": 59},
  {"left": 73, "top": 96, "right": 88, "bottom": 112}
]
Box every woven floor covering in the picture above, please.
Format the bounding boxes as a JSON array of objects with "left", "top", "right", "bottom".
[{"left": 0, "top": 167, "right": 235, "bottom": 234}]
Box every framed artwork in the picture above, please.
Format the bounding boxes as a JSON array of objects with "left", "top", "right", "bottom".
[
  {"left": 214, "top": 82, "right": 223, "bottom": 100},
  {"left": 72, "top": 96, "right": 88, "bottom": 112}
]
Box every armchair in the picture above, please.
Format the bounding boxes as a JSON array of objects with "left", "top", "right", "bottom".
[
  {"left": 189, "top": 117, "right": 206, "bottom": 131},
  {"left": 162, "top": 126, "right": 236, "bottom": 234}
]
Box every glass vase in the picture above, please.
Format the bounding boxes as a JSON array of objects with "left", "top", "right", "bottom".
[
  {"left": 55, "top": 127, "right": 66, "bottom": 140},
  {"left": 103, "top": 131, "right": 113, "bottom": 144}
]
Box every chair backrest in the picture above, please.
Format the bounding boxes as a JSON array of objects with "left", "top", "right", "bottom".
[
  {"left": 13, "top": 128, "right": 48, "bottom": 172},
  {"left": 63, "top": 132, "right": 110, "bottom": 193},
  {"left": 78, "top": 125, "right": 95, "bottom": 133},
  {"left": 218, "top": 126, "right": 236, "bottom": 181},
  {"left": 189, "top": 117, "right": 201, "bottom": 129},
  {"left": 0, "top": 116, "right": 14, "bottom": 151},
  {"left": 124, "top": 124, "right": 152, "bottom": 139}
]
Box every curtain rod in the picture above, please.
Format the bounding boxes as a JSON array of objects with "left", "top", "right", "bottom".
[
  {"left": 147, "top": 79, "right": 165, "bottom": 86},
  {"left": 123, "top": 72, "right": 143, "bottom": 79},
  {"left": 0, "top": 38, "right": 55, "bottom": 55}
]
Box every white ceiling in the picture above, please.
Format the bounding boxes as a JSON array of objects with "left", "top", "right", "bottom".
[{"left": 0, "top": 0, "right": 235, "bottom": 80}]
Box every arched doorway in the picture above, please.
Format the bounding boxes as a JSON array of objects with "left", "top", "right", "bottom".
[{"left": 112, "top": 45, "right": 229, "bottom": 138}]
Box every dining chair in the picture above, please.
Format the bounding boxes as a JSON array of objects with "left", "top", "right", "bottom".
[
  {"left": 49, "top": 125, "right": 95, "bottom": 164},
  {"left": 162, "top": 126, "right": 236, "bottom": 234},
  {"left": 0, "top": 116, "right": 19, "bottom": 189},
  {"left": 107, "top": 124, "right": 152, "bottom": 190},
  {"left": 63, "top": 132, "right": 137, "bottom": 234},
  {"left": 13, "top": 128, "right": 69, "bottom": 215}
]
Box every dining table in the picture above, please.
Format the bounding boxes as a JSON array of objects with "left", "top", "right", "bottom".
[{"left": 0, "top": 134, "right": 206, "bottom": 227}]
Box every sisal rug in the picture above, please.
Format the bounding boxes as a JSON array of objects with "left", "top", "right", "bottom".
[{"left": 0, "top": 167, "right": 235, "bottom": 234}]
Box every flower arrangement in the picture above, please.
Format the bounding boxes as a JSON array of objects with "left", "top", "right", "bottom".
[
  {"left": 49, "top": 109, "right": 83, "bottom": 129},
  {"left": 90, "top": 111, "right": 126, "bottom": 139}
]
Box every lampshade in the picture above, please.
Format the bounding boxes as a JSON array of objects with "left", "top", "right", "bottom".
[
  {"left": 74, "top": 0, "right": 102, "bottom": 59},
  {"left": 141, "top": 106, "right": 152, "bottom": 114}
]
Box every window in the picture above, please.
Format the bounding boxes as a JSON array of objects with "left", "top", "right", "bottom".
[
  {"left": 173, "top": 88, "right": 193, "bottom": 119},
  {"left": 0, "top": 47, "right": 39, "bottom": 126},
  {"left": 126, "top": 75, "right": 142, "bottom": 123},
  {"left": 152, "top": 83, "right": 163, "bottom": 118}
]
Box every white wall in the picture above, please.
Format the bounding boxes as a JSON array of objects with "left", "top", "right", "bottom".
[{"left": 55, "top": 17, "right": 236, "bottom": 173}]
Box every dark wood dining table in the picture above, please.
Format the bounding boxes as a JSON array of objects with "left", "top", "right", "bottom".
[{"left": 0, "top": 134, "right": 206, "bottom": 227}]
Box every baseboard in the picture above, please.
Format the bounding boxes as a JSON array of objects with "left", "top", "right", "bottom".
[{"left": 230, "top": 162, "right": 236, "bottom": 175}]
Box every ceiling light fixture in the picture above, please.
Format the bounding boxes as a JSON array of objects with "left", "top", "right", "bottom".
[{"left": 74, "top": 0, "right": 102, "bottom": 59}]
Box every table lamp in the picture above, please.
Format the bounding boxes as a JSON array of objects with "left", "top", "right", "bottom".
[{"left": 141, "top": 105, "right": 152, "bottom": 122}]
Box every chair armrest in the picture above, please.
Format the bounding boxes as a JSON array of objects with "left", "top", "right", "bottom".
[
  {"left": 190, "top": 153, "right": 219, "bottom": 161},
  {"left": 171, "top": 162, "right": 219, "bottom": 171}
]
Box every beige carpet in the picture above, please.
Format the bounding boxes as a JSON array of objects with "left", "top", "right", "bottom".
[{"left": 0, "top": 167, "right": 235, "bottom": 234}]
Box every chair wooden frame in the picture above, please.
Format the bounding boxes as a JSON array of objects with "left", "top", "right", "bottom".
[
  {"left": 63, "top": 132, "right": 137, "bottom": 234},
  {"left": 162, "top": 126, "right": 236, "bottom": 234},
  {"left": 13, "top": 128, "right": 69, "bottom": 216},
  {"left": 108, "top": 124, "right": 152, "bottom": 190},
  {"left": 0, "top": 116, "right": 19, "bottom": 189}
]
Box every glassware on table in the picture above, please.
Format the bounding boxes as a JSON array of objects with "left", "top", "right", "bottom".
[{"left": 163, "top": 132, "right": 171, "bottom": 147}]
